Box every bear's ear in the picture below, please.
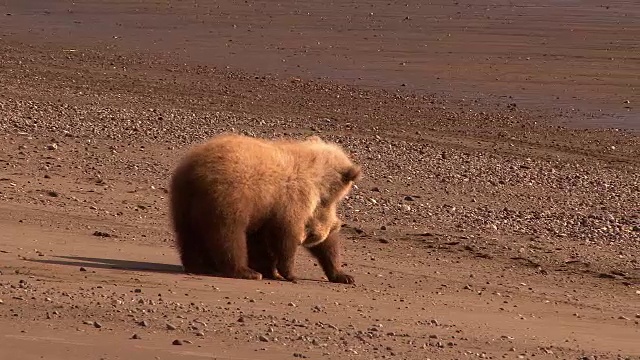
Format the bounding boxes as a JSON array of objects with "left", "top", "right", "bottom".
[
  {"left": 305, "top": 135, "right": 323, "bottom": 143},
  {"left": 341, "top": 165, "right": 362, "bottom": 183}
]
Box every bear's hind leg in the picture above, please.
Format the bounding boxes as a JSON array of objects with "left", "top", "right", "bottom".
[
  {"left": 203, "top": 226, "right": 263, "bottom": 281},
  {"left": 174, "top": 223, "right": 213, "bottom": 275},
  {"left": 306, "top": 229, "right": 355, "bottom": 285}
]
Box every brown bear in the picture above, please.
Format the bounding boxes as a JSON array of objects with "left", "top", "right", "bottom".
[{"left": 168, "top": 133, "right": 361, "bottom": 283}]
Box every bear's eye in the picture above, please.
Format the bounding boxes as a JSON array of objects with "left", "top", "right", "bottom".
[{"left": 341, "top": 165, "right": 361, "bottom": 183}]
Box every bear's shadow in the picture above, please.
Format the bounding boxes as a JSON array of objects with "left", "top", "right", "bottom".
[
  {"left": 29, "top": 255, "right": 183, "bottom": 274},
  {"left": 28, "top": 256, "right": 325, "bottom": 282}
]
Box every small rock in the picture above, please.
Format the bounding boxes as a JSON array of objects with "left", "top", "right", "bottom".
[
  {"left": 237, "top": 316, "right": 245, "bottom": 322},
  {"left": 47, "top": 191, "right": 59, "bottom": 197},
  {"left": 0, "top": 299, "right": 3, "bottom": 304},
  {"left": 46, "top": 143, "right": 58, "bottom": 150},
  {"left": 79, "top": 267, "right": 87, "bottom": 272},
  {"left": 138, "top": 320, "right": 149, "bottom": 327},
  {"left": 93, "top": 321, "right": 102, "bottom": 329},
  {"left": 379, "top": 239, "right": 390, "bottom": 244},
  {"left": 618, "top": 315, "right": 630, "bottom": 320},
  {"left": 183, "top": 340, "right": 193, "bottom": 344},
  {"left": 288, "top": 302, "right": 296, "bottom": 307},
  {"left": 131, "top": 334, "right": 141, "bottom": 340},
  {"left": 166, "top": 323, "right": 177, "bottom": 330},
  {"left": 172, "top": 339, "right": 183, "bottom": 345},
  {"left": 93, "top": 231, "right": 112, "bottom": 238},
  {"left": 258, "top": 335, "right": 269, "bottom": 342},
  {"left": 195, "top": 331, "right": 205, "bottom": 337}
]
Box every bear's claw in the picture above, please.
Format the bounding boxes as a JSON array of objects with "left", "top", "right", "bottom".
[{"left": 328, "top": 272, "right": 355, "bottom": 285}]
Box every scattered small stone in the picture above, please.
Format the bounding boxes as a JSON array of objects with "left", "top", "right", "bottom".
[
  {"left": 166, "top": 323, "right": 177, "bottom": 330},
  {"left": 379, "top": 239, "right": 390, "bottom": 244},
  {"left": 237, "top": 316, "right": 245, "bottom": 322},
  {"left": 293, "top": 353, "right": 308, "bottom": 358},
  {"left": 183, "top": 340, "right": 193, "bottom": 344},
  {"left": 133, "top": 288, "right": 142, "bottom": 293},
  {"left": 46, "top": 143, "right": 58, "bottom": 150},
  {"left": 195, "top": 331, "right": 205, "bottom": 337},
  {"left": 47, "top": 190, "right": 59, "bottom": 197},
  {"left": 259, "top": 335, "right": 269, "bottom": 342},
  {"left": 79, "top": 267, "right": 87, "bottom": 272},
  {"left": 93, "top": 321, "right": 102, "bottom": 329},
  {"left": 138, "top": 320, "right": 149, "bottom": 327},
  {"left": 131, "top": 334, "right": 141, "bottom": 340},
  {"left": 93, "top": 231, "right": 112, "bottom": 238},
  {"left": 82, "top": 320, "right": 93, "bottom": 325},
  {"left": 172, "top": 339, "right": 183, "bottom": 345},
  {"left": 618, "top": 315, "right": 630, "bottom": 320},
  {"left": 288, "top": 302, "right": 296, "bottom": 307}
]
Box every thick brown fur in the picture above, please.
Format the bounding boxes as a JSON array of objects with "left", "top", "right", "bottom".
[{"left": 169, "top": 133, "right": 361, "bottom": 282}]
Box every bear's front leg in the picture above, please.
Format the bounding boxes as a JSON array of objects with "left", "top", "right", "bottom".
[
  {"left": 267, "top": 222, "right": 303, "bottom": 283},
  {"left": 247, "top": 233, "right": 285, "bottom": 281},
  {"left": 306, "top": 229, "right": 355, "bottom": 285}
]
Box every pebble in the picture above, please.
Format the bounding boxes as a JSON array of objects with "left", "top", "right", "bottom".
[
  {"left": 172, "top": 339, "right": 183, "bottom": 345},
  {"left": 138, "top": 320, "right": 149, "bottom": 327},
  {"left": 46, "top": 143, "right": 58, "bottom": 150},
  {"left": 195, "top": 331, "right": 205, "bottom": 337},
  {"left": 131, "top": 334, "right": 141, "bottom": 340},
  {"left": 93, "top": 321, "right": 102, "bottom": 328},
  {"left": 259, "top": 335, "right": 269, "bottom": 342},
  {"left": 166, "top": 323, "right": 177, "bottom": 330},
  {"left": 79, "top": 267, "right": 87, "bottom": 272}
]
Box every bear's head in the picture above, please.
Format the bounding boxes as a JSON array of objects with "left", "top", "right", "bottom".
[{"left": 302, "top": 136, "right": 362, "bottom": 206}]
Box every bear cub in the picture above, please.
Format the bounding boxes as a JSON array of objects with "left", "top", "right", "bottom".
[{"left": 169, "top": 133, "right": 361, "bottom": 283}]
